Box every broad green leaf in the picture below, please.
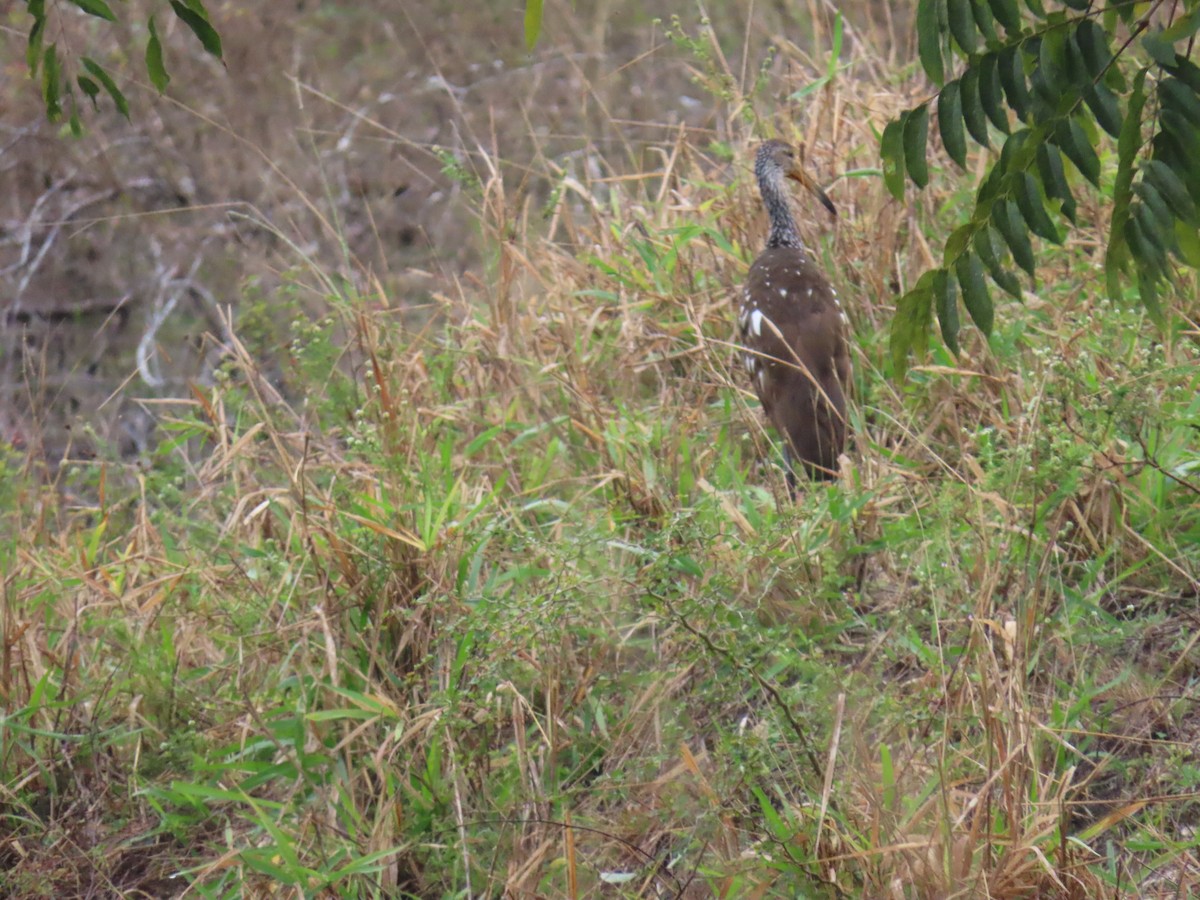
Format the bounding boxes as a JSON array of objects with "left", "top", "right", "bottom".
[
  {"left": 1115, "top": 70, "right": 1148, "bottom": 208},
  {"left": 960, "top": 65, "right": 991, "bottom": 147},
  {"left": 978, "top": 53, "right": 1009, "bottom": 132},
  {"left": 1159, "top": 5, "right": 1200, "bottom": 44},
  {"left": 996, "top": 127, "right": 1035, "bottom": 177},
  {"left": 917, "top": 0, "right": 946, "bottom": 85},
  {"left": 1176, "top": 220, "right": 1200, "bottom": 266},
  {"left": 1144, "top": 158, "right": 1197, "bottom": 223},
  {"left": 998, "top": 46, "right": 1031, "bottom": 120},
  {"left": 1107, "top": 68, "right": 1147, "bottom": 299},
  {"left": 948, "top": 0, "right": 977, "bottom": 55},
  {"left": 1166, "top": 58, "right": 1200, "bottom": 94},
  {"left": 1036, "top": 142, "right": 1075, "bottom": 223},
  {"left": 939, "top": 80, "right": 968, "bottom": 167},
  {"left": 1038, "top": 25, "right": 1068, "bottom": 90},
  {"left": 1024, "top": 0, "right": 1046, "bottom": 19},
  {"left": 1133, "top": 201, "right": 1174, "bottom": 260},
  {"left": 944, "top": 223, "right": 974, "bottom": 264},
  {"left": 82, "top": 57, "right": 130, "bottom": 119},
  {"left": 524, "top": 0, "right": 543, "bottom": 49},
  {"left": 1137, "top": 269, "right": 1166, "bottom": 329},
  {"left": 1133, "top": 182, "right": 1175, "bottom": 251},
  {"left": 933, "top": 267, "right": 960, "bottom": 355},
  {"left": 903, "top": 103, "right": 931, "bottom": 188},
  {"left": 169, "top": 1, "right": 223, "bottom": 59},
  {"left": 955, "top": 251, "right": 994, "bottom": 334},
  {"left": 1056, "top": 117, "right": 1100, "bottom": 185},
  {"left": 972, "top": 225, "right": 1020, "bottom": 299},
  {"left": 992, "top": 197, "right": 1035, "bottom": 276},
  {"left": 1028, "top": 58, "right": 1059, "bottom": 111},
  {"left": 1015, "top": 171, "right": 1059, "bottom": 242},
  {"left": 1160, "top": 78, "right": 1200, "bottom": 129},
  {"left": 1075, "top": 18, "right": 1112, "bottom": 77},
  {"left": 891, "top": 269, "right": 937, "bottom": 373},
  {"left": 77, "top": 74, "right": 100, "bottom": 110},
  {"left": 987, "top": 0, "right": 1022, "bottom": 33},
  {"left": 1084, "top": 81, "right": 1122, "bottom": 138},
  {"left": 1160, "top": 110, "right": 1200, "bottom": 156},
  {"left": 69, "top": 0, "right": 117, "bottom": 21},
  {"left": 1141, "top": 29, "right": 1177, "bottom": 67},
  {"left": 1062, "top": 23, "right": 1090, "bottom": 83},
  {"left": 881, "top": 116, "right": 907, "bottom": 200},
  {"left": 42, "top": 44, "right": 62, "bottom": 121},
  {"left": 1125, "top": 212, "right": 1165, "bottom": 280},
  {"left": 969, "top": 0, "right": 998, "bottom": 43},
  {"left": 27, "top": 15, "right": 45, "bottom": 76},
  {"left": 146, "top": 16, "right": 170, "bottom": 92},
  {"left": 1154, "top": 129, "right": 1200, "bottom": 207},
  {"left": 1105, "top": 5, "right": 1130, "bottom": 33},
  {"left": 1103, "top": 57, "right": 1128, "bottom": 95},
  {"left": 975, "top": 160, "right": 1004, "bottom": 206}
]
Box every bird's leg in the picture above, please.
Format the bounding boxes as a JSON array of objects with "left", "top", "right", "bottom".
[{"left": 783, "top": 446, "right": 798, "bottom": 500}]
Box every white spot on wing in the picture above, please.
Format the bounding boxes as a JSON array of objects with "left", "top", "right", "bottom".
[
  {"left": 743, "top": 354, "right": 755, "bottom": 375},
  {"left": 778, "top": 286, "right": 788, "bottom": 298},
  {"left": 749, "top": 309, "right": 764, "bottom": 337},
  {"left": 756, "top": 367, "right": 766, "bottom": 392}
]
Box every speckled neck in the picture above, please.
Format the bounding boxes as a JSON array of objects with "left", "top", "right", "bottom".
[{"left": 758, "top": 167, "right": 807, "bottom": 256}]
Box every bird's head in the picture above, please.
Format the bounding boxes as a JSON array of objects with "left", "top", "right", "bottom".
[{"left": 755, "top": 139, "right": 837, "bottom": 218}]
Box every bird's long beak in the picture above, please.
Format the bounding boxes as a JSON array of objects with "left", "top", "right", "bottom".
[{"left": 786, "top": 163, "right": 837, "bottom": 218}]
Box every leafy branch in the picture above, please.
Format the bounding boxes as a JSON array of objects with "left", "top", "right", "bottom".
[
  {"left": 883, "top": 0, "right": 1200, "bottom": 370},
  {"left": 24, "top": 0, "right": 224, "bottom": 132}
]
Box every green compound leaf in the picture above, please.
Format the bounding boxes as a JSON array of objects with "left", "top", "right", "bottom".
[
  {"left": 939, "top": 80, "right": 968, "bottom": 167},
  {"left": 955, "top": 250, "right": 994, "bottom": 335},
  {"left": 903, "top": 103, "right": 931, "bottom": 188},
  {"left": 934, "top": 266, "right": 961, "bottom": 355}
]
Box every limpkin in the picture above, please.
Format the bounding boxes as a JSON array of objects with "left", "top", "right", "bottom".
[{"left": 738, "top": 139, "right": 850, "bottom": 488}]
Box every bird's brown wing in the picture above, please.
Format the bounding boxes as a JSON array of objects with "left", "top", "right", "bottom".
[{"left": 738, "top": 249, "right": 851, "bottom": 478}]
